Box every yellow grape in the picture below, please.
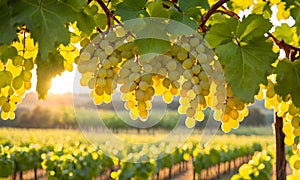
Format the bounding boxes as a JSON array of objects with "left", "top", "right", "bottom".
[
  {"left": 185, "top": 117, "right": 196, "bottom": 128},
  {"left": 163, "top": 91, "right": 173, "bottom": 104},
  {"left": 2, "top": 101, "right": 11, "bottom": 112},
  {"left": 12, "top": 76, "right": 23, "bottom": 90},
  {"left": 24, "top": 59, "right": 34, "bottom": 70},
  {"left": 21, "top": 70, "right": 32, "bottom": 82},
  {"left": 196, "top": 111, "right": 204, "bottom": 121},
  {"left": 13, "top": 55, "right": 24, "bottom": 66}
]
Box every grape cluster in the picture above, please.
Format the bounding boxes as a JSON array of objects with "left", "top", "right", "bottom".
[
  {"left": 77, "top": 26, "right": 226, "bottom": 125},
  {"left": 0, "top": 55, "right": 34, "bottom": 120},
  {"left": 78, "top": 26, "right": 134, "bottom": 105},
  {"left": 259, "top": 77, "right": 300, "bottom": 175},
  {"left": 219, "top": 85, "right": 249, "bottom": 132}
]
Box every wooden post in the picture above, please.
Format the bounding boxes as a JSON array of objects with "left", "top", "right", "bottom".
[{"left": 274, "top": 113, "right": 286, "bottom": 180}]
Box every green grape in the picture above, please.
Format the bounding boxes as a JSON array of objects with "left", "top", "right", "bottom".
[
  {"left": 182, "top": 58, "right": 194, "bottom": 69},
  {"left": 183, "top": 70, "right": 193, "bottom": 79},
  {"left": 168, "top": 71, "right": 180, "bottom": 81},
  {"left": 191, "top": 76, "right": 199, "bottom": 85},
  {"left": 0, "top": 71, "right": 13, "bottom": 88},
  {"left": 197, "top": 53, "right": 208, "bottom": 63},
  {"left": 196, "top": 44, "right": 205, "bottom": 53},
  {"left": 115, "top": 26, "right": 126, "bottom": 37},
  {"left": 88, "top": 78, "right": 96, "bottom": 89},
  {"left": 181, "top": 43, "right": 191, "bottom": 51},
  {"left": 190, "top": 37, "right": 200, "bottom": 47},
  {"left": 192, "top": 65, "right": 201, "bottom": 74},
  {"left": 102, "top": 60, "right": 111, "bottom": 69},
  {"left": 97, "top": 68, "right": 107, "bottom": 78},
  {"left": 135, "top": 89, "right": 145, "bottom": 101},
  {"left": 139, "top": 81, "right": 149, "bottom": 91},
  {"left": 13, "top": 55, "right": 24, "bottom": 66},
  {"left": 0, "top": 96, "right": 6, "bottom": 106},
  {"left": 177, "top": 50, "right": 188, "bottom": 61},
  {"left": 80, "top": 38, "right": 90, "bottom": 48},
  {"left": 12, "top": 76, "right": 23, "bottom": 90},
  {"left": 104, "top": 46, "right": 114, "bottom": 55},
  {"left": 291, "top": 117, "right": 300, "bottom": 128},
  {"left": 2, "top": 101, "right": 11, "bottom": 113},
  {"left": 79, "top": 52, "right": 91, "bottom": 62},
  {"left": 166, "top": 61, "right": 177, "bottom": 71},
  {"left": 21, "top": 70, "right": 32, "bottom": 82}
]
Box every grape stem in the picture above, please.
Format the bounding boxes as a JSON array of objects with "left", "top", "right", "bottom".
[
  {"left": 92, "top": 0, "right": 121, "bottom": 28},
  {"left": 199, "top": 0, "right": 230, "bottom": 32},
  {"left": 216, "top": 5, "right": 239, "bottom": 19},
  {"left": 267, "top": 32, "right": 300, "bottom": 61}
]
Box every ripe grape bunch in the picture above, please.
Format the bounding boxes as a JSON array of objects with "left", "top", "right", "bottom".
[
  {"left": 77, "top": 25, "right": 226, "bottom": 127},
  {"left": 0, "top": 55, "right": 34, "bottom": 120}
]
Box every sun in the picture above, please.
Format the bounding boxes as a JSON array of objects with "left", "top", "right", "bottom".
[{"left": 48, "top": 70, "right": 75, "bottom": 94}]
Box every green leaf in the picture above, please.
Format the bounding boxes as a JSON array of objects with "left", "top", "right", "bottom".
[
  {"left": 115, "top": 0, "right": 148, "bottom": 21},
  {"left": 274, "top": 23, "right": 299, "bottom": 46},
  {"left": 275, "top": 59, "right": 300, "bottom": 107},
  {"left": 0, "top": 1, "right": 17, "bottom": 44},
  {"left": 236, "top": 14, "right": 272, "bottom": 42},
  {"left": 178, "top": 0, "right": 209, "bottom": 12},
  {"left": 11, "top": 0, "right": 74, "bottom": 60},
  {"left": 291, "top": 6, "right": 300, "bottom": 37},
  {"left": 146, "top": 1, "right": 170, "bottom": 18},
  {"left": 252, "top": 1, "right": 272, "bottom": 19},
  {"left": 216, "top": 40, "right": 277, "bottom": 102},
  {"left": 282, "top": 0, "right": 300, "bottom": 8},
  {"left": 36, "top": 51, "right": 65, "bottom": 99},
  {"left": 136, "top": 38, "right": 171, "bottom": 54},
  {"left": 206, "top": 14, "right": 277, "bottom": 103},
  {"left": 0, "top": 45, "right": 18, "bottom": 64},
  {"left": 76, "top": 10, "right": 96, "bottom": 34},
  {"left": 94, "top": 13, "right": 107, "bottom": 30},
  {"left": 205, "top": 18, "right": 238, "bottom": 48},
  {"left": 169, "top": 10, "right": 198, "bottom": 30}
]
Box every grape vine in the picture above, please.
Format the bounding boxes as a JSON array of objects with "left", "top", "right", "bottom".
[{"left": 0, "top": 0, "right": 300, "bottom": 179}]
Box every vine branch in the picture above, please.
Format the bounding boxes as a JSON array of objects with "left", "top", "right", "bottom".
[
  {"left": 267, "top": 32, "right": 300, "bottom": 61},
  {"left": 91, "top": 0, "right": 121, "bottom": 28},
  {"left": 199, "top": 0, "right": 230, "bottom": 32}
]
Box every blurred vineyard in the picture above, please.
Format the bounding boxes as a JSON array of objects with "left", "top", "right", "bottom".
[{"left": 0, "top": 128, "right": 279, "bottom": 180}]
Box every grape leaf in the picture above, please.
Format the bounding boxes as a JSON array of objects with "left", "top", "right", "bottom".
[
  {"left": 0, "top": 45, "right": 18, "bottom": 64},
  {"left": 274, "top": 24, "right": 299, "bottom": 46},
  {"left": 11, "top": 0, "right": 75, "bottom": 60},
  {"left": 205, "top": 18, "right": 238, "bottom": 48},
  {"left": 36, "top": 51, "right": 65, "bottom": 99},
  {"left": 170, "top": 10, "right": 198, "bottom": 30},
  {"left": 178, "top": 0, "right": 209, "bottom": 12},
  {"left": 75, "top": 10, "right": 96, "bottom": 34},
  {"left": 0, "top": 1, "right": 17, "bottom": 44},
  {"left": 275, "top": 59, "right": 300, "bottom": 107},
  {"left": 115, "top": 0, "right": 148, "bottom": 21},
  {"left": 282, "top": 0, "right": 300, "bottom": 8},
  {"left": 146, "top": 1, "right": 170, "bottom": 18},
  {"left": 136, "top": 38, "right": 171, "bottom": 54},
  {"left": 252, "top": 0, "right": 272, "bottom": 19},
  {"left": 206, "top": 15, "right": 277, "bottom": 103},
  {"left": 291, "top": 6, "right": 300, "bottom": 36}
]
